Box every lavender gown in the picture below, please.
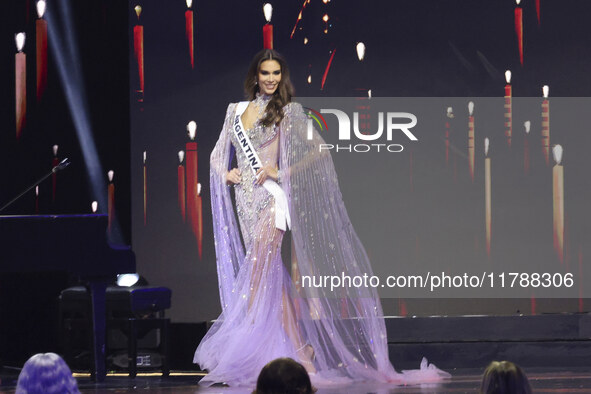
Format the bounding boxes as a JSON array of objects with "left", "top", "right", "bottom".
[{"left": 194, "top": 96, "right": 449, "bottom": 387}]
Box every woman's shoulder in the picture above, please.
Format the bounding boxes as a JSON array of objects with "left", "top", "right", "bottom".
[
  {"left": 225, "top": 100, "right": 253, "bottom": 114},
  {"left": 225, "top": 102, "right": 238, "bottom": 113},
  {"left": 282, "top": 101, "right": 304, "bottom": 116},
  {"left": 223, "top": 102, "right": 242, "bottom": 120}
]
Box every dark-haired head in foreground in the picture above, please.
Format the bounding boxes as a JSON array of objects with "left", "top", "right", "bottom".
[
  {"left": 480, "top": 360, "right": 532, "bottom": 394},
  {"left": 253, "top": 357, "right": 314, "bottom": 394},
  {"left": 16, "top": 352, "right": 80, "bottom": 394}
]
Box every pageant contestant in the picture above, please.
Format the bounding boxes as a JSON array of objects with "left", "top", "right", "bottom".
[{"left": 194, "top": 49, "right": 449, "bottom": 387}]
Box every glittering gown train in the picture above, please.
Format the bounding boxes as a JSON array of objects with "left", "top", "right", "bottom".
[{"left": 194, "top": 97, "right": 450, "bottom": 387}]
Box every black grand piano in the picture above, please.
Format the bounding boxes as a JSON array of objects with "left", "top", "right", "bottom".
[{"left": 0, "top": 214, "right": 135, "bottom": 382}]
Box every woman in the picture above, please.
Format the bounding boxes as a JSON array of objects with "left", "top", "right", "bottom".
[{"left": 194, "top": 49, "right": 448, "bottom": 387}]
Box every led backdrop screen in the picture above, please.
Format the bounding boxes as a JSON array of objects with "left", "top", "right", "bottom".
[{"left": 129, "top": 0, "right": 591, "bottom": 322}]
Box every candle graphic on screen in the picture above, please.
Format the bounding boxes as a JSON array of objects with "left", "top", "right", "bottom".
[
  {"left": 523, "top": 121, "right": 531, "bottom": 175},
  {"left": 197, "top": 182, "right": 203, "bottom": 259},
  {"left": 108, "top": 170, "right": 115, "bottom": 236},
  {"left": 504, "top": 70, "right": 512, "bottom": 148},
  {"left": 36, "top": 1, "right": 48, "bottom": 101},
  {"left": 133, "top": 5, "right": 144, "bottom": 102},
  {"left": 356, "top": 42, "right": 366, "bottom": 61},
  {"left": 445, "top": 107, "right": 453, "bottom": 167},
  {"left": 15, "top": 32, "right": 27, "bottom": 139},
  {"left": 515, "top": 0, "right": 523, "bottom": 66},
  {"left": 185, "top": 0, "right": 194, "bottom": 68},
  {"left": 35, "top": 186, "right": 39, "bottom": 214},
  {"left": 468, "top": 101, "right": 475, "bottom": 183},
  {"left": 143, "top": 151, "right": 147, "bottom": 225},
  {"left": 578, "top": 247, "right": 583, "bottom": 312},
  {"left": 186, "top": 121, "right": 200, "bottom": 244},
  {"left": 91, "top": 201, "right": 98, "bottom": 213},
  {"left": 263, "top": 3, "right": 273, "bottom": 49},
  {"left": 484, "top": 138, "right": 492, "bottom": 258},
  {"left": 541, "top": 85, "right": 550, "bottom": 166},
  {"left": 52, "top": 145, "right": 59, "bottom": 202},
  {"left": 408, "top": 149, "right": 414, "bottom": 192},
  {"left": 552, "top": 145, "right": 564, "bottom": 264},
  {"left": 178, "top": 150, "right": 186, "bottom": 222}
]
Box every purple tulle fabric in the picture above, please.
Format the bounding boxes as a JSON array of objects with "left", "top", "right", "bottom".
[{"left": 194, "top": 101, "right": 450, "bottom": 387}]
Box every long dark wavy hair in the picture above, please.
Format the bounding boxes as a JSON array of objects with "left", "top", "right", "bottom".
[{"left": 244, "top": 49, "right": 295, "bottom": 127}]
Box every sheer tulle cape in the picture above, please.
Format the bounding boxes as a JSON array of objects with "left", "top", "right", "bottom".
[{"left": 194, "top": 102, "right": 450, "bottom": 387}]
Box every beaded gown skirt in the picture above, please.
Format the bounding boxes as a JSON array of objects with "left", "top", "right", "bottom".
[
  {"left": 193, "top": 110, "right": 305, "bottom": 387},
  {"left": 194, "top": 101, "right": 451, "bottom": 388}
]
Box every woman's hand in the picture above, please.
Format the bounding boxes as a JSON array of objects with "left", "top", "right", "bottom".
[
  {"left": 226, "top": 168, "right": 241, "bottom": 185},
  {"left": 255, "top": 165, "right": 278, "bottom": 185}
]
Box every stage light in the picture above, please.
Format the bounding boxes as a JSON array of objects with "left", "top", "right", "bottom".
[
  {"left": 117, "top": 273, "right": 140, "bottom": 287},
  {"left": 46, "top": 2, "right": 109, "bottom": 215}
]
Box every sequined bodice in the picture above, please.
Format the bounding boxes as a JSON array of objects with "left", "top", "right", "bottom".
[
  {"left": 229, "top": 97, "right": 280, "bottom": 248},
  {"left": 230, "top": 120, "right": 279, "bottom": 156}
]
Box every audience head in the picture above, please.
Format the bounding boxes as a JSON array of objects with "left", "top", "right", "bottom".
[
  {"left": 254, "top": 357, "right": 314, "bottom": 394},
  {"left": 480, "top": 360, "right": 532, "bottom": 394},
  {"left": 16, "top": 353, "right": 80, "bottom": 394}
]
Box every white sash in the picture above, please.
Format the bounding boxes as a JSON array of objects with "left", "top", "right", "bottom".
[{"left": 232, "top": 101, "right": 291, "bottom": 231}]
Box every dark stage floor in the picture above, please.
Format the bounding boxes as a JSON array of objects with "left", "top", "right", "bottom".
[{"left": 1, "top": 368, "right": 590, "bottom": 393}]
